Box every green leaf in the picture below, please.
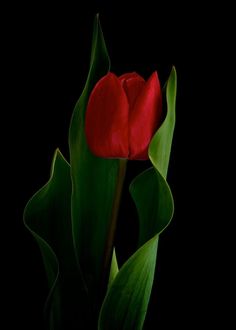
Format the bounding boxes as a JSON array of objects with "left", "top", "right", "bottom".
[
  {"left": 131, "top": 168, "right": 174, "bottom": 247},
  {"left": 23, "top": 149, "right": 88, "bottom": 329},
  {"left": 99, "top": 237, "right": 158, "bottom": 330},
  {"left": 149, "top": 66, "right": 177, "bottom": 179},
  {"left": 69, "top": 14, "right": 120, "bottom": 308},
  {"left": 99, "top": 67, "right": 177, "bottom": 329},
  {"left": 108, "top": 249, "right": 119, "bottom": 289},
  {"left": 132, "top": 65, "right": 177, "bottom": 248}
]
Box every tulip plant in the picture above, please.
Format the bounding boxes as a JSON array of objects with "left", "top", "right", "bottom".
[{"left": 24, "top": 15, "right": 177, "bottom": 330}]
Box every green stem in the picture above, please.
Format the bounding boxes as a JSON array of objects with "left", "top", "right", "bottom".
[{"left": 101, "top": 159, "right": 127, "bottom": 296}]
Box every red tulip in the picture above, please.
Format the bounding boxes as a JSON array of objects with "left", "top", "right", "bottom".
[{"left": 85, "top": 71, "right": 162, "bottom": 160}]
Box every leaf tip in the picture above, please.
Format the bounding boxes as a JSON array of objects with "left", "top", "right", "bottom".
[
  {"left": 169, "top": 65, "right": 177, "bottom": 83},
  {"left": 172, "top": 65, "right": 177, "bottom": 74},
  {"left": 54, "top": 148, "right": 69, "bottom": 163},
  {"left": 94, "top": 12, "right": 100, "bottom": 27}
]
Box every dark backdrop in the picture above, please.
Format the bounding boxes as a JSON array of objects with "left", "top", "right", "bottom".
[{"left": 2, "top": 1, "right": 230, "bottom": 329}]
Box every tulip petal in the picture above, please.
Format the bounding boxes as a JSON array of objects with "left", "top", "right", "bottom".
[
  {"left": 129, "top": 71, "right": 162, "bottom": 160},
  {"left": 123, "top": 77, "right": 145, "bottom": 109},
  {"left": 85, "top": 73, "right": 129, "bottom": 158},
  {"left": 119, "top": 73, "right": 145, "bottom": 109},
  {"left": 119, "top": 72, "right": 143, "bottom": 83}
]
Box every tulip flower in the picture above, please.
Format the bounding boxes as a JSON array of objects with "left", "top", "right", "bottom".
[{"left": 85, "top": 71, "right": 162, "bottom": 160}]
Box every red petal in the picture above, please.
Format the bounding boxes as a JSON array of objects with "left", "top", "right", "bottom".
[
  {"left": 85, "top": 73, "right": 129, "bottom": 158},
  {"left": 119, "top": 73, "right": 145, "bottom": 108},
  {"left": 129, "top": 71, "right": 162, "bottom": 160},
  {"left": 119, "top": 72, "right": 142, "bottom": 83},
  {"left": 123, "top": 77, "right": 145, "bottom": 109}
]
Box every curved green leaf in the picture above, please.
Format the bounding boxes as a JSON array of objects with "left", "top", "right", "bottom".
[
  {"left": 69, "top": 14, "right": 120, "bottom": 308},
  {"left": 24, "top": 149, "right": 88, "bottom": 329},
  {"left": 99, "top": 67, "right": 177, "bottom": 329},
  {"left": 131, "top": 168, "right": 174, "bottom": 247},
  {"left": 149, "top": 66, "right": 177, "bottom": 179},
  {"left": 99, "top": 236, "right": 158, "bottom": 330}
]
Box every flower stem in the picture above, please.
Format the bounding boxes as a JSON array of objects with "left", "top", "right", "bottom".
[{"left": 101, "top": 158, "right": 127, "bottom": 296}]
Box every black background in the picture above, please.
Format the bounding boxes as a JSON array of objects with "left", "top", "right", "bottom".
[{"left": 2, "top": 1, "right": 232, "bottom": 329}]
